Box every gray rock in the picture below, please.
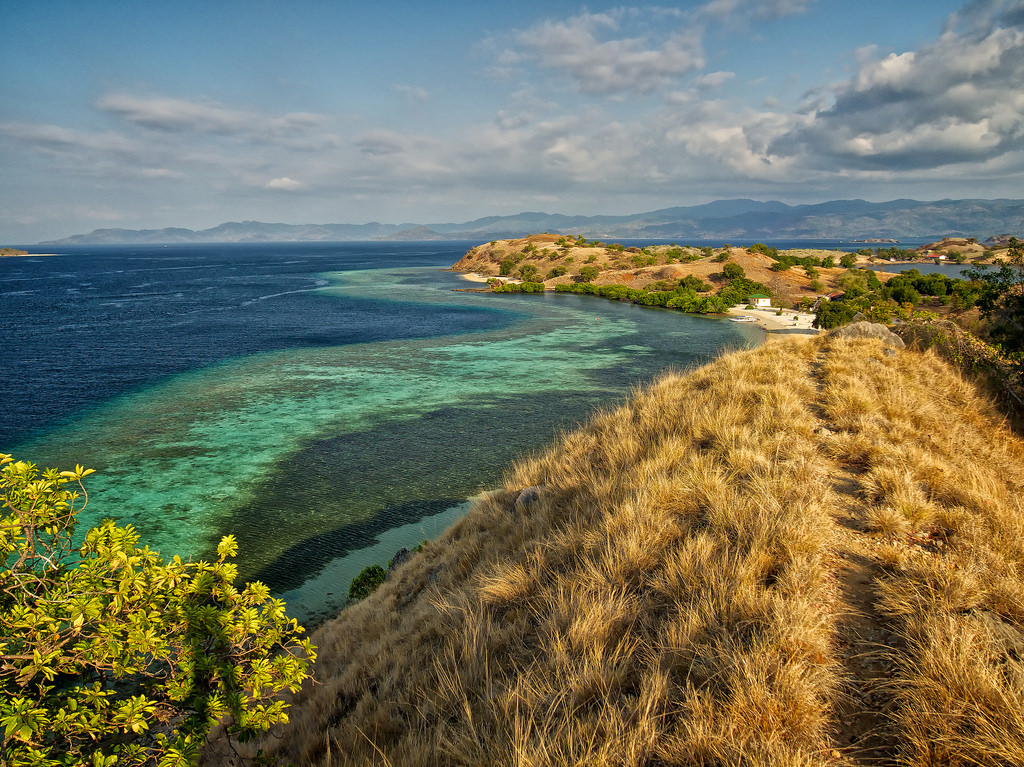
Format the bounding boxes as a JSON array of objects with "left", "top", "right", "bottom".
[
  {"left": 386, "top": 547, "right": 414, "bottom": 580},
  {"left": 514, "top": 485, "right": 544, "bottom": 514},
  {"left": 829, "top": 321, "right": 906, "bottom": 349}
]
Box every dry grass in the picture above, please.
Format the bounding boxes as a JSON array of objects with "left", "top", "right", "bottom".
[
  {"left": 220, "top": 335, "right": 1024, "bottom": 766},
  {"left": 816, "top": 337, "right": 1024, "bottom": 766},
  {"left": 450, "top": 236, "right": 858, "bottom": 302}
]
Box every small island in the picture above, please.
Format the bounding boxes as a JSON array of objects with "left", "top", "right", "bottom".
[{"left": 0, "top": 247, "right": 29, "bottom": 257}]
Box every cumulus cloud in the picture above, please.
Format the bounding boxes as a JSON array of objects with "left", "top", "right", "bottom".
[
  {"left": 265, "top": 176, "right": 303, "bottom": 190},
  {"left": 505, "top": 10, "right": 705, "bottom": 95},
  {"left": 769, "top": 0, "right": 1024, "bottom": 170}
]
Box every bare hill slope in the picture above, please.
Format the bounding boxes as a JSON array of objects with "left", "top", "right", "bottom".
[{"left": 233, "top": 335, "right": 1024, "bottom": 767}]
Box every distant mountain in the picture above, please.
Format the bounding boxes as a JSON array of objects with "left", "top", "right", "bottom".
[{"left": 40, "top": 198, "right": 1024, "bottom": 245}]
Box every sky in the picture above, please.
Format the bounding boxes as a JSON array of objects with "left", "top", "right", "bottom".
[{"left": 2, "top": 0, "right": 1023, "bottom": 242}]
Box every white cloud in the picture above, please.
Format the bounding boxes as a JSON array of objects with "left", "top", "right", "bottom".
[
  {"left": 504, "top": 10, "right": 705, "bottom": 95},
  {"left": 140, "top": 168, "right": 185, "bottom": 179},
  {"left": 695, "top": 71, "right": 736, "bottom": 89},
  {"left": 769, "top": 0, "right": 1024, "bottom": 171},
  {"left": 265, "top": 177, "right": 303, "bottom": 191},
  {"left": 96, "top": 94, "right": 329, "bottom": 144}
]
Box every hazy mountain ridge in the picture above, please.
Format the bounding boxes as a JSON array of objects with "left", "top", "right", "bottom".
[{"left": 40, "top": 198, "right": 1024, "bottom": 245}]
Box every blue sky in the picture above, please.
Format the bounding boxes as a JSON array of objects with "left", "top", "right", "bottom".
[{"left": 2, "top": 0, "right": 1022, "bottom": 241}]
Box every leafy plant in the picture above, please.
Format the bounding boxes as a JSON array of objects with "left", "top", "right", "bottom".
[
  {"left": 348, "top": 565, "right": 386, "bottom": 601},
  {"left": 0, "top": 455, "right": 315, "bottom": 766}
]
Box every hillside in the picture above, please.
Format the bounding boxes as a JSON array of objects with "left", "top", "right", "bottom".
[
  {"left": 228, "top": 333, "right": 1024, "bottom": 766},
  {"left": 38, "top": 198, "right": 1024, "bottom": 245},
  {"left": 452, "top": 235, "right": 878, "bottom": 308}
]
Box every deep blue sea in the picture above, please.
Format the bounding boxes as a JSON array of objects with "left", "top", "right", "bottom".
[{"left": 0, "top": 240, "right": 778, "bottom": 623}]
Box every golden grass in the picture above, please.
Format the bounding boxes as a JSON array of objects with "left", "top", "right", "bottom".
[
  {"left": 222, "top": 335, "right": 1024, "bottom": 766},
  {"left": 817, "top": 337, "right": 1024, "bottom": 766}
]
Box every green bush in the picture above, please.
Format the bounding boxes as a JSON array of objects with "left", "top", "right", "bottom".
[
  {"left": 348, "top": 565, "right": 386, "bottom": 601},
  {"left": 814, "top": 301, "right": 858, "bottom": 329},
  {"left": 578, "top": 266, "right": 600, "bottom": 283},
  {"left": 546, "top": 266, "right": 568, "bottom": 279},
  {"left": 518, "top": 264, "right": 539, "bottom": 281},
  {"left": 0, "top": 455, "right": 314, "bottom": 766},
  {"left": 722, "top": 262, "right": 745, "bottom": 280}
]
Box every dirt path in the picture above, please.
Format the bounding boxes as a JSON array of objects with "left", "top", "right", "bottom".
[{"left": 807, "top": 345, "right": 901, "bottom": 765}]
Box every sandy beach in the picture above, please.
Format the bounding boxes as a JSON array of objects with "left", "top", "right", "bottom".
[
  {"left": 457, "top": 271, "right": 492, "bottom": 284},
  {"left": 458, "top": 272, "right": 522, "bottom": 285},
  {"left": 725, "top": 305, "right": 820, "bottom": 334}
]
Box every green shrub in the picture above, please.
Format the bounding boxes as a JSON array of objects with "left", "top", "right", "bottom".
[
  {"left": 518, "top": 264, "right": 540, "bottom": 281},
  {"left": 722, "top": 262, "right": 746, "bottom": 280},
  {"left": 348, "top": 564, "right": 386, "bottom": 600},
  {"left": 578, "top": 266, "right": 600, "bottom": 283},
  {"left": 0, "top": 455, "right": 314, "bottom": 766}
]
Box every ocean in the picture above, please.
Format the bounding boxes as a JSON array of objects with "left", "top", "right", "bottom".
[{"left": 2, "top": 240, "right": 766, "bottom": 623}]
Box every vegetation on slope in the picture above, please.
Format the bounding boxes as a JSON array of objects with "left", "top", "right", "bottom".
[
  {"left": 238, "top": 334, "right": 1024, "bottom": 766},
  {"left": 451, "top": 234, "right": 865, "bottom": 307},
  {"left": 1, "top": 456, "right": 315, "bottom": 766}
]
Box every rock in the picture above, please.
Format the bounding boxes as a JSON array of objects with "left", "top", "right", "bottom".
[
  {"left": 514, "top": 485, "right": 544, "bottom": 514},
  {"left": 829, "top": 321, "right": 906, "bottom": 350},
  {"left": 428, "top": 563, "right": 444, "bottom": 584},
  {"left": 386, "top": 547, "right": 414, "bottom": 580}
]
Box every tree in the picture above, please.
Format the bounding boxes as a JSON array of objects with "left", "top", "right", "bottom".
[
  {"left": 813, "top": 301, "right": 857, "bottom": 329},
  {"left": 0, "top": 455, "right": 315, "bottom": 766},
  {"left": 839, "top": 253, "right": 857, "bottom": 268},
  {"left": 965, "top": 237, "right": 1024, "bottom": 351},
  {"left": 518, "top": 264, "right": 539, "bottom": 281},
  {"left": 722, "top": 262, "right": 745, "bottom": 280},
  {"left": 578, "top": 266, "right": 600, "bottom": 283}
]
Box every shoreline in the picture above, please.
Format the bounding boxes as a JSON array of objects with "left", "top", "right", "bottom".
[{"left": 459, "top": 270, "right": 820, "bottom": 335}]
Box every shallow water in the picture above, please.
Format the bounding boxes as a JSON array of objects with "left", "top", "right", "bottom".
[{"left": 4, "top": 243, "right": 760, "bottom": 623}]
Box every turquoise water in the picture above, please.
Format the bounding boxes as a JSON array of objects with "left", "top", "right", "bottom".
[{"left": 13, "top": 260, "right": 761, "bottom": 624}]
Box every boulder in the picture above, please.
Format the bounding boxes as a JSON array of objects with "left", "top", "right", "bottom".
[
  {"left": 829, "top": 321, "right": 905, "bottom": 349},
  {"left": 385, "top": 547, "right": 414, "bottom": 581},
  {"left": 514, "top": 485, "right": 544, "bottom": 515}
]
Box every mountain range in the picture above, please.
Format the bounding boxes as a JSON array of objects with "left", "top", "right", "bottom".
[{"left": 40, "top": 198, "right": 1024, "bottom": 245}]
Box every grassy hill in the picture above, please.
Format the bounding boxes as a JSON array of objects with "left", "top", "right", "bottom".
[
  {"left": 231, "top": 334, "right": 1024, "bottom": 766},
  {"left": 451, "top": 235, "right": 879, "bottom": 307}
]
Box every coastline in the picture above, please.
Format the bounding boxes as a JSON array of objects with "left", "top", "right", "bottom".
[{"left": 459, "top": 270, "right": 819, "bottom": 336}]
